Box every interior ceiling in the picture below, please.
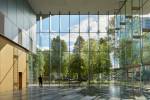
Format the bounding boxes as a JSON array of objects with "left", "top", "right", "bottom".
[{"left": 27, "top": 0, "right": 123, "bottom": 15}]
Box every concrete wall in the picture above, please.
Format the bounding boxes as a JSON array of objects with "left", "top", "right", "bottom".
[{"left": 0, "top": 36, "right": 28, "bottom": 92}]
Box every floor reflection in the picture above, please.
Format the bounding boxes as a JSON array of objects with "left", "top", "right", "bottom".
[
  {"left": 0, "top": 84, "right": 149, "bottom": 100},
  {"left": 109, "top": 84, "right": 120, "bottom": 98}
]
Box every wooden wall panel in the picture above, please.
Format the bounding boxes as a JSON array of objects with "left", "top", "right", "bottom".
[
  {"left": 0, "top": 37, "right": 28, "bottom": 92},
  {"left": 0, "top": 44, "right": 13, "bottom": 92}
]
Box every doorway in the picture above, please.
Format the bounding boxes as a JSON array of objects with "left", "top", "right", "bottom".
[{"left": 19, "top": 72, "right": 22, "bottom": 90}]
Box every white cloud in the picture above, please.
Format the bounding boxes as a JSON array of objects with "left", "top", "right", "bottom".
[
  {"left": 71, "top": 25, "right": 80, "bottom": 32},
  {"left": 52, "top": 17, "right": 108, "bottom": 51},
  {"left": 38, "top": 46, "right": 50, "bottom": 51},
  {"left": 70, "top": 17, "right": 98, "bottom": 32},
  {"left": 69, "top": 45, "right": 74, "bottom": 52},
  {"left": 39, "top": 15, "right": 110, "bottom": 51}
]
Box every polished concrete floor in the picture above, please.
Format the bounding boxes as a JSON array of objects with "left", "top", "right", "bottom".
[{"left": 0, "top": 84, "right": 149, "bottom": 100}]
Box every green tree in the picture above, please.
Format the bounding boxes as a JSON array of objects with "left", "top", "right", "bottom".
[
  {"left": 42, "top": 50, "right": 50, "bottom": 76},
  {"left": 33, "top": 50, "right": 45, "bottom": 82},
  {"left": 97, "top": 38, "right": 110, "bottom": 75},
  {"left": 69, "top": 36, "right": 86, "bottom": 80},
  {"left": 81, "top": 38, "right": 111, "bottom": 80},
  {"left": 81, "top": 39, "right": 98, "bottom": 80},
  {"left": 69, "top": 55, "right": 85, "bottom": 81},
  {"left": 51, "top": 36, "right": 68, "bottom": 78},
  {"left": 73, "top": 36, "right": 85, "bottom": 53}
]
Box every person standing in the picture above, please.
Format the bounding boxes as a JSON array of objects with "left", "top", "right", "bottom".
[{"left": 38, "top": 75, "right": 43, "bottom": 87}]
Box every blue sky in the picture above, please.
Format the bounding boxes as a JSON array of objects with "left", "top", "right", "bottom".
[
  {"left": 37, "top": 15, "right": 109, "bottom": 51},
  {"left": 36, "top": 15, "right": 119, "bottom": 68}
]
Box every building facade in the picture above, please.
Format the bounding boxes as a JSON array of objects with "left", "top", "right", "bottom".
[{"left": 0, "top": 0, "right": 36, "bottom": 92}]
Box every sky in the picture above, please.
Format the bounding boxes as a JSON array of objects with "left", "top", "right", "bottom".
[
  {"left": 36, "top": 15, "right": 119, "bottom": 68},
  {"left": 37, "top": 15, "right": 110, "bottom": 51}
]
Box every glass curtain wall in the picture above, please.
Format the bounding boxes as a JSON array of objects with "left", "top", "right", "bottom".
[
  {"left": 115, "top": 0, "right": 150, "bottom": 95},
  {"left": 36, "top": 13, "right": 112, "bottom": 87},
  {"left": 142, "top": 0, "right": 150, "bottom": 92},
  {"left": 35, "top": 0, "right": 150, "bottom": 98}
]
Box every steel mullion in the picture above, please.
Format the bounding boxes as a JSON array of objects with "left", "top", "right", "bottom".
[
  {"left": 88, "top": 12, "right": 91, "bottom": 87},
  {"left": 79, "top": 11, "right": 81, "bottom": 86},
  {"left": 59, "top": 11, "right": 61, "bottom": 87},
  {"left": 68, "top": 11, "right": 71, "bottom": 87},
  {"left": 97, "top": 11, "right": 101, "bottom": 87}
]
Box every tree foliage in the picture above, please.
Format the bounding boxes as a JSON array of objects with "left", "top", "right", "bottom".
[
  {"left": 32, "top": 51, "right": 45, "bottom": 82},
  {"left": 51, "top": 36, "right": 68, "bottom": 77},
  {"left": 69, "top": 54, "right": 85, "bottom": 81},
  {"left": 70, "top": 36, "right": 86, "bottom": 80},
  {"left": 82, "top": 38, "right": 110, "bottom": 75},
  {"left": 70, "top": 36, "right": 111, "bottom": 81}
]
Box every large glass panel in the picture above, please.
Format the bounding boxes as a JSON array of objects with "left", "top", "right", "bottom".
[
  {"left": 142, "top": 0, "right": 150, "bottom": 92},
  {"left": 99, "top": 15, "right": 108, "bottom": 33},
  {"left": 33, "top": 12, "right": 148, "bottom": 97},
  {"left": 38, "top": 33, "right": 49, "bottom": 50},
  {"left": 70, "top": 33, "right": 79, "bottom": 52},
  {"left": 60, "top": 15, "right": 69, "bottom": 32},
  {"left": 89, "top": 15, "right": 98, "bottom": 33},
  {"left": 60, "top": 32, "right": 69, "bottom": 52},
  {"left": 42, "top": 16, "right": 49, "bottom": 32},
  {"left": 50, "top": 51, "right": 61, "bottom": 84},
  {"left": 51, "top": 15, "right": 59, "bottom": 32},
  {"left": 80, "top": 33, "right": 89, "bottom": 52},
  {"left": 143, "top": 33, "right": 150, "bottom": 64},
  {"left": 89, "top": 33, "right": 98, "bottom": 52},
  {"left": 80, "top": 15, "right": 88, "bottom": 32},
  {"left": 50, "top": 33, "right": 59, "bottom": 51},
  {"left": 70, "top": 15, "right": 79, "bottom": 32}
]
